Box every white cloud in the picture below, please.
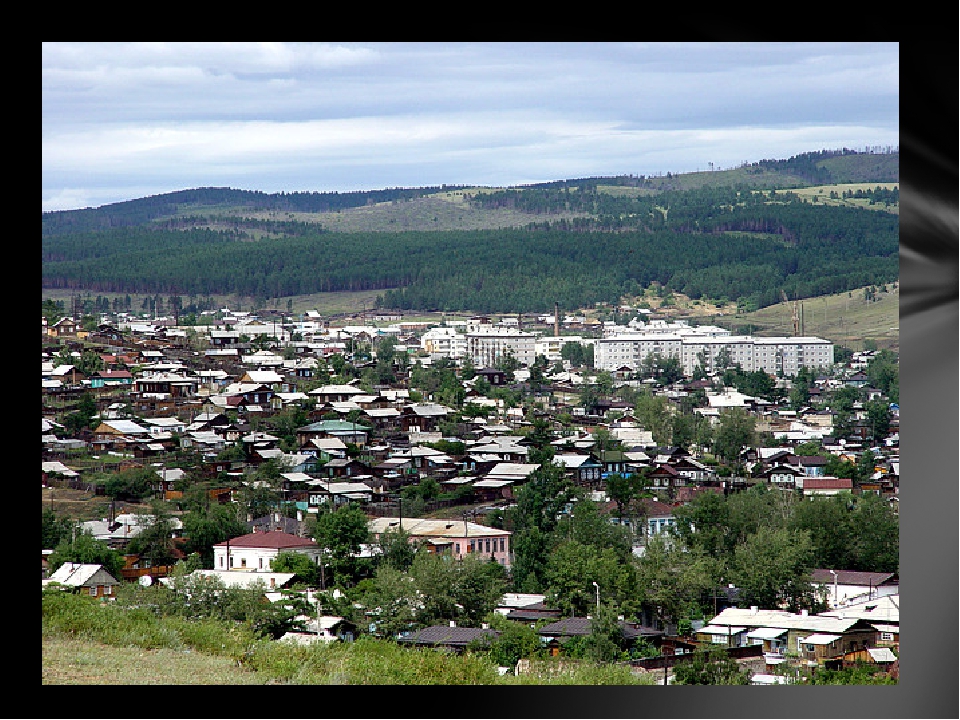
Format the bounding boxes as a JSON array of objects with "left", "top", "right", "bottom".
[{"left": 42, "top": 42, "right": 899, "bottom": 211}]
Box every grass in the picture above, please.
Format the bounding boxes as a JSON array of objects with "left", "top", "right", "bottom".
[
  {"left": 42, "top": 589, "right": 655, "bottom": 685},
  {"left": 719, "top": 284, "right": 900, "bottom": 352},
  {"left": 42, "top": 634, "right": 269, "bottom": 685}
]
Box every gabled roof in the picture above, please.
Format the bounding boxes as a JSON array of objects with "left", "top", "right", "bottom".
[
  {"left": 212, "top": 530, "right": 318, "bottom": 550},
  {"left": 398, "top": 625, "right": 499, "bottom": 647},
  {"left": 46, "top": 563, "right": 119, "bottom": 587},
  {"left": 809, "top": 569, "right": 897, "bottom": 587}
]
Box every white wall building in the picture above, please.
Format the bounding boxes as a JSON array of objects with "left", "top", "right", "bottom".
[
  {"left": 594, "top": 327, "right": 833, "bottom": 378},
  {"left": 465, "top": 327, "right": 537, "bottom": 368},
  {"left": 420, "top": 327, "right": 467, "bottom": 359}
]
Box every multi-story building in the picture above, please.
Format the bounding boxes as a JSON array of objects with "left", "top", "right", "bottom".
[
  {"left": 465, "top": 327, "right": 537, "bottom": 368},
  {"left": 594, "top": 329, "right": 833, "bottom": 378},
  {"left": 420, "top": 326, "right": 467, "bottom": 359}
]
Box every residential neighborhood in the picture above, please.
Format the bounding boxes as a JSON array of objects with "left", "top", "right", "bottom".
[{"left": 42, "top": 303, "right": 900, "bottom": 684}]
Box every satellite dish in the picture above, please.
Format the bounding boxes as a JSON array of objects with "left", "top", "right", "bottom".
[{"left": 139, "top": 575, "right": 153, "bottom": 587}]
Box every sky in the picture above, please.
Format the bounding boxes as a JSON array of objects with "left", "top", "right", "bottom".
[{"left": 42, "top": 42, "right": 899, "bottom": 212}]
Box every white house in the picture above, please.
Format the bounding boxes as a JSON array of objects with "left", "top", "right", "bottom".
[{"left": 212, "top": 530, "right": 322, "bottom": 572}]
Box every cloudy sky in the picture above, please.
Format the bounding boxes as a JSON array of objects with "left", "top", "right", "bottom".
[{"left": 42, "top": 42, "right": 899, "bottom": 212}]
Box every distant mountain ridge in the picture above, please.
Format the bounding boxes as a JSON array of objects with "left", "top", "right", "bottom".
[{"left": 41, "top": 148, "right": 899, "bottom": 315}]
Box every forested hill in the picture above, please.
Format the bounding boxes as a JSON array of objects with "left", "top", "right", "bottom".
[{"left": 41, "top": 149, "right": 899, "bottom": 314}]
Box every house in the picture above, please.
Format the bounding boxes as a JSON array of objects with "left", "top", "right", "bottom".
[
  {"left": 799, "top": 477, "right": 853, "bottom": 496},
  {"left": 809, "top": 569, "right": 899, "bottom": 609},
  {"left": 704, "top": 606, "right": 879, "bottom": 668},
  {"left": 212, "top": 530, "right": 322, "bottom": 572},
  {"left": 368, "top": 517, "right": 512, "bottom": 568},
  {"left": 89, "top": 369, "right": 134, "bottom": 389},
  {"left": 161, "top": 569, "right": 297, "bottom": 593},
  {"left": 397, "top": 623, "right": 499, "bottom": 652},
  {"left": 759, "top": 463, "right": 805, "bottom": 490},
  {"left": 552, "top": 453, "right": 603, "bottom": 485},
  {"left": 536, "top": 617, "right": 664, "bottom": 656},
  {"left": 43, "top": 562, "right": 120, "bottom": 599},
  {"left": 281, "top": 616, "right": 358, "bottom": 645},
  {"left": 296, "top": 419, "right": 372, "bottom": 447}
]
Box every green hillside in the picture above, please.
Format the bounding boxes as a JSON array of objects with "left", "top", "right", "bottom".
[{"left": 41, "top": 149, "right": 899, "bottom": 317}]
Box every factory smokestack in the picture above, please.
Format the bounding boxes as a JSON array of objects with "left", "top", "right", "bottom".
[{"left": 554, "top": 302, "right": 560, "bottom": 337}]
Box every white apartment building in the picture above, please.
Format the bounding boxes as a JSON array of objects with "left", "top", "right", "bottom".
[
  {"left": 595, "top": 332, "right": 833, "bottom": 377},
  {"left": 465, "top": 327, "right": 537, "bottom": 368},
  {"left": 420, "top": 327, "right": 467, "bottom": 359},
  {"left": 534, "top": 335, "right": 588, "bottom": 364}
]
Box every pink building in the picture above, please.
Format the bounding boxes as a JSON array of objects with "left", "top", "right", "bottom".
[{"left": 368, "top": 517, "right": 512, "bottom": 569}]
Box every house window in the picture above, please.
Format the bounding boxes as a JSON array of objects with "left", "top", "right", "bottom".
[
  {"left": 219, "top": 556, "right": 224, "bottom": 568},
  {"left": 500, "top": 538, "right": 505, "bottom": 552},
  {"left": 104, "top": 585, "right": 112, "bottom": 595},
  {"left": 89, "top": 587, "right": 97, "bottom": 597},
  {"left": 455, "top": 543, "right": 460, "bottom": 554},
  {"left": 241, "top": 558, "right": 247, "bottom": 568},
  {"left": 259, "top": 557, "right": 263, "bottom": 569}
]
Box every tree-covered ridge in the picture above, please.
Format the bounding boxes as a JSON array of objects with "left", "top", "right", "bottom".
[
  {"left": 42, "top": 190, "right": 898, "bottom": 313},
  {"left": 42, "top": 185, "right": 456, "bottom": 237}
]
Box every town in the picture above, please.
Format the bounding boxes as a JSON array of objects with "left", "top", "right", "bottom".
[{"left": 42, "top": 298, "right": 899, "bottom": 685}]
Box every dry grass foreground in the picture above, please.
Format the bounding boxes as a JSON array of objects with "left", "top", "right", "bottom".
[{"left": 42, "top": 634, "right": 269, "bottom": 685}]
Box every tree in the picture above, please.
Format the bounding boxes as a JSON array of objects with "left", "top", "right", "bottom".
[
  {"left": 62, "top": 392, "right": 100, "bottom": 436},
  {"left": 579, "top": 603, "right": 627, "bottom": 663},
  {"left": 713, "top": 407, "right": 756, "bottom": 468},
  {"left": 103, "top": 466, "right": 157, "bottom": 502},
  {"left": 672, "top": 647, "right": 752, "bottom": 685},
  {"left": 376, "top": 526, "right": 417, "bottom": 572},
  {"left": 864, "top": 400, "right": 892, "bottom": 442},
  {"left": 271, "top": 550, "right": 320, "bottom": 586},
  {"left": 849, "top": 493, "right": 899, "bottom": 573},
  {"left": 181, "top": 502, "right": 248, "bottom": 568},
  {"left": 635, "top": 534, "right": 716, "bottom": 630},
  {"left": 48, "top": 528, "right": 124, "bottom": 580},
  {"left": 482, "top": 616, "right": 544, "bottom": 668},
  {"left": 125, "top": 500, "right": 180, "bottom": 568},
  {"left": 728, "top": 526, "right": 821, "bottom": 612},
  {"left": 453, "top": 554, "right": 509, "bottom": 626},
  {"left": 311, "top": 503, "right": 371, "bottom": 587},
  {"left": 42, "top": 509, "right": 74, "bottom": 550}
]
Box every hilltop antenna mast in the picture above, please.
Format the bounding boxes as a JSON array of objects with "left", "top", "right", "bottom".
[{"left": 781, "top": 290, "right": 800, "bottom": 336}]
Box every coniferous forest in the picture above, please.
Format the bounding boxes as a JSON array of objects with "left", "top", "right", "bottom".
[{"left": 41, "top": 149, "right": 899, "bottom": 314}]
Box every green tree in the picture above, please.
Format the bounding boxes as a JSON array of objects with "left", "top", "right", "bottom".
[
  {"left": 271, "top": 550, "right": 321, "bottom": 586},
  {"left": 311, "top": 503, "right": 371, "bottom": 587},
  {"left": 864, "top": 400, "right": 892, "bottom": 442},
  {"left": 62, "top": 392, "right": 99, "bottom": 435},
  {"left": 103, "top": 466, "right": 157, "bottom": 502},
  {"left": 125, "top": 500, "right": 180, "bottom": 568},
  {"left": 728, "top": 526, "right": 820, "bottom": 612},
  {"left": 48, "top": 528, "right": 124, "bottom": 580},
  {"left": 42, "top": 508, "right": 74, "bottom": 550},
  {"left": 453, "top": 553, "right": 509, "bottom": 626},
  {"left": 672, "top": 647, "right": 752, "bottom": 685},
  {"left": 181, "top": 502, "right": 248, "bottom": 568},
  {"left": 635, "top": 534, "right": 716, "bottom": 630},
  {"left": 849, "top": 493, "right": 899, "bottom": 573},
  {"left": 713, "top": 407, "right": 756, "bottom": 467},
  {"left": 376, "top": 526, "right": 417, "bottom": 572},
  {"left": 482, "top": 616, "right": 544, "bottom": 668}
]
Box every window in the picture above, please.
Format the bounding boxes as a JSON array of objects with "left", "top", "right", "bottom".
[
  {"left": 455, "top": 543, "right": 460, "bottom": 554},
  {"left": 104, "top": 585, "right": 112, "bottom": 595},
  {"left": 259, "top": 557, "right": 263, "bottom": 569},
  {"left": 240, "top": 558, "right": 247, "bottom": 568},
  {"left": 89, "top": 587, "right": 97, "bottom": 597}
]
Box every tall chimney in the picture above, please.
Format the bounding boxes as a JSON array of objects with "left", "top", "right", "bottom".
[{"left": 554, "top": 302, "right": 560, "bottom": 337}]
